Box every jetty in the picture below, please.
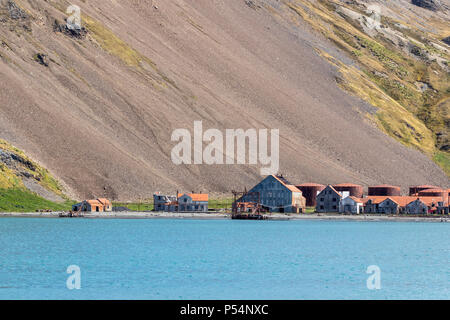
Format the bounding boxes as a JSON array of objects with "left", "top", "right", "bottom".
[
  {"left": 231, "top": 213, "right": 268, "bottom": 220},
  {"left": 58, "top": 211, "right": 84, "bottom": 218}
]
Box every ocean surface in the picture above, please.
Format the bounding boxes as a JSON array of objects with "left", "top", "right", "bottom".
[{"left": 0, "top": 218, "right": 448, "bottom": 300}]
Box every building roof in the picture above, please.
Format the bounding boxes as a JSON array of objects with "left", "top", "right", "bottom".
[
  {"left": 369, "top": 184, "right": 401, "bottom": 189},
  {"left": 85, "top": 200, "right": 103, "bottom": 206},
  {"left": 415, "top": 197, "right": 447, "bottom": 206},
  {"left": 97, "top": 198, "right": 111, "bottom": 206},
  {"left": 285, "top": 185, "right": 302, "bottom": 193},
  {"left": 319, "top": 185, "right": 342, "bottom": 197},
  {"left": 365, "top": 196, "right": 445, "bottom": 207},
  {"left": 272, "top": 174, "right": 292, "bottom": 185},
  {"left": 418, "top": 188, "right": 447, "bottom": 194},
  {"left": 333, "top": 183, "right": 363, "bottom": 188},
  {"left": 410, "top": 185, "right": 440, "bottom": 189},
  {"left": 271, "top": 175, "right": 301, "bottom": 193},
  {"left": 178, "top": 193, "right": 209, "bottom": 202},
  {"left": 343, "top": 196, "right": 364, "bottom": 203},
  {"left": 296, "top": 183, "right": 326, "bottom": 187},
  {"left": 379, "top": 197, "right": 413, "bottom": 207}
]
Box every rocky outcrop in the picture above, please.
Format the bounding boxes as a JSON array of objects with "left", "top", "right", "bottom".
[
  {"left": 34, "top": 53, "right": 49, "bottom": 67},
  {"left": 53, "top": 19, "right": 87, "bottom": 39},
  {"left": 411, "top": 0, "right": 442, "bottom": 11},
  {"left": 442, "top": 36, "right": 450, "bottom": 46},
  {"left": 6, "top": 0, "right": 27, "bottom": 20},
  {"left": 0, "top": 0, "right": 31, "bottom": 33}
]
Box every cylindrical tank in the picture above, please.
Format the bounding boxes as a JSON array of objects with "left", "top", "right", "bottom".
[
  {"left": 409, "top": 185, "right": 440, "bottom": 196},
  {"left": 296, "top": 183, "right": 326, "bottom": 207},
  {"left": 418, "top": 188, "right": 448, "bottom": 198},
  {"left": 332, "top": 183, "right": 364, "bottom": 198},
  {"left": 368, "top": 185, "right": 401, "bottom": 196}
]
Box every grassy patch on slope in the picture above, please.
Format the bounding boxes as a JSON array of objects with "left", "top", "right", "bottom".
[
  {"left": 0, "top": 189, "right": 73, "bottom": 212},
  {"left": 285, "top": 0, "right": 449, "bottom": 175},
  {"left": 0, "top": 139, "right": 72, "bottom": 212},
  {"left": 433, "top": 151, "right": 450, "bottom": 176}
]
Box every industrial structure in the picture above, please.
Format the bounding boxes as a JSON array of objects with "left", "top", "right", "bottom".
[
  {"left": 417, "top": 188, "right": 448, "bottom": 198},
  {"left": 332, "top": 183, "right": 364, "bottom": 198},
  {"left": 239, "top": 175, "right": 306, "bottom": 213},
  {"left": 296, "top": 183, "right": 325, "bottom": 207},
  {"left": 153, "top": 192, "right": 209, "bottom": 212},
  {"left": 368, "top": 185, "right": 401, "bottom": 196},
  {"left": 72, "top": 198, "right": 112, "bottom": 212},
  {"left": 316, "top": 192, "right": 447, "bottom": 215},
  {"left": 409, "top": 185, "right": 440, "bottom": 196}
]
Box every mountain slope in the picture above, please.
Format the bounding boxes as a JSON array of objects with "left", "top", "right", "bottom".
[{"left": 0, "top": 0, "right": 448, "bottom": 200}]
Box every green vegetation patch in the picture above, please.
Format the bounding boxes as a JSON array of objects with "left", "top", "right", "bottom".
[
  {"left": 0, "top": 139, "right": 66, "bottom": 197},
  {"left": 433, "top": 151, "right": 450, "bottom": 176},
  {"left": 83, "top": 15, "right": 142, "bottom": 67},
  {"left": 0, "top": 188, "right": 73, "bottom": 212},
  {"left": 285, "top": 0, "right": 449, "bottom": 175}
]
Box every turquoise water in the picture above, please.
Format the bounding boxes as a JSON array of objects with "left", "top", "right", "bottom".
[{"left": 0, "top": 218, "right": 448, "bottom": 300}]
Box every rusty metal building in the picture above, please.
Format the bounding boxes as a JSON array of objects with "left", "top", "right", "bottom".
[
  {"left": 368, "top": 185, "right": 401, "bottom": 196},
  {"left": 296, "top": 183, "right": 325, "bottom": 207},
  {"left": 332, "top": 183, "right": 364, "bottom": 198},
  {"left": 409, "top": 185, "right": 440, "bottom": 196},
  {"left": 418, "top": 188, "right": 448, "bottom": 198}
]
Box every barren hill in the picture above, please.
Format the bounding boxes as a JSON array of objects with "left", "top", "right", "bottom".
[{"left": 0, "top": 0, "right": 449, "bottom": 200}]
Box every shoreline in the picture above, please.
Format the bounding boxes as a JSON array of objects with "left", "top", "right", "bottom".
[{"left": 0, "top": 211, "right": 449, "bottom": 222}]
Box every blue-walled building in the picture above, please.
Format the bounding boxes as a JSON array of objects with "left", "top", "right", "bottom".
[{"left": 241, "top": 175, "right": 306, "bottom": 213}]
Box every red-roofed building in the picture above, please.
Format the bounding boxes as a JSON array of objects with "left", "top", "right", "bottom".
[
  {"left": 153, "top": 192, "right": 208, "bottom": 212},
  {"left": 177, "top": 193, "right": 209, "bottom": 212},
  {"left": 72, "top": 198, "right": 112, "bottom": 212}
]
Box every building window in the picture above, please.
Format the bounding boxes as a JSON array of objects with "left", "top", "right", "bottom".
[{"left": 332, "top": 198, "right": 337, "bottom": 202}]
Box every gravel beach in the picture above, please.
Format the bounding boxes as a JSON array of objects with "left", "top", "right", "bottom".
[{"left": 0, "top": 212, "right": 449, "bottom": 222}]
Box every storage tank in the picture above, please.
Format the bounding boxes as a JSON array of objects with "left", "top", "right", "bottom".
[
  {"left": 332, "top": 183, "right": 364, "bottom": 198},
  {"left": 368, "top": 185, "right": 401, "bottom": 196},
  {"left": 409, "top": 185, "right": 440, "bottom": 196},
  {"left": 296, "top": 183, "right": 326, "bottom": 207},
  {"left": 418, "top": 188, "right": 448, "bottom": 198}
]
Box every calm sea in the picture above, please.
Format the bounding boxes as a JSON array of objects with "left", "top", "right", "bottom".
[{"left": 0, "top": 218, "right": 448, "bottom": 300}]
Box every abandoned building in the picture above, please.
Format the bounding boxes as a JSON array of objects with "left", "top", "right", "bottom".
[
  {"left": 153, "top": 193, "right": 209, "bottom": 212},
  {"left": 378, "top": 198, "right": 402, "bottom": 214},
  {"left": 153, "top": 193, "right": 178, "bottom": 212},
  {"left": 405, "top": 199, "right": 430, "bottom": 215},
  {"left": 177, "top": 193, "right": 209, "bottom": 212},
  {"left": 339, "top": 196, "right": 364, "bottom": 214},
  {"left": 72, "top": 198, "right": 112, "bottom": 212},
  {"left": 316, "top": 185, "right": 342, "bottom": 213},
  {"left": 241, "top": 175, "right": 306, "bottom": 213}
]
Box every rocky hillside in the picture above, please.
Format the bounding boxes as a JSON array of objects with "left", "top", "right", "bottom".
[
  {"left": 0, "top": 138, "right": 72, "bottom": 211},
  {"left": 0, "top": 0, "right": 448, "bottom": 200}
]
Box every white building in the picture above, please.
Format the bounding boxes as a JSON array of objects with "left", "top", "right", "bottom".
[{"left": 339, "top": 196, "right": 363, "bottom": 214}]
